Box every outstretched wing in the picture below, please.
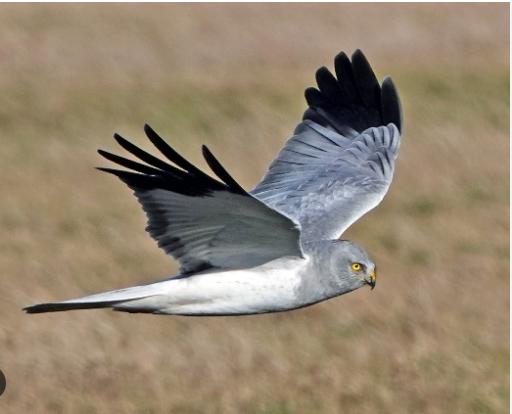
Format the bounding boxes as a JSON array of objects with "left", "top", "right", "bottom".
[
  {"left": 99, "top": 124, "right": 303, "bottom": 275},
  {"left": 251, "top": 50, "right": 403, "bottom": 242}
]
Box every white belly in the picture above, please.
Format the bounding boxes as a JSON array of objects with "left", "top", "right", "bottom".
[{"left": 140, "top": 256, "right": 309, "bottom": 315}]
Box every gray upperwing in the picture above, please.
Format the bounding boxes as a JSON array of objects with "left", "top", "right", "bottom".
[
  {"left": 251, "top": 50, "right": 402, "bottom": 242},
  {"left": 98, "top": 125, "right": 304, "bottom": 275},
  {"left": 252, "top": 123, "right": 401, "bottom": 242}
]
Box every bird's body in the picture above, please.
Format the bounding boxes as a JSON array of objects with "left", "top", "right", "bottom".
[
  {"left": 26, "top": 241, "right": 372, "bottom": 315},
  {"left": 24, "top": 50, "right": 401, "bottom": 316},
  {"left": 59, "top": 257, "right": 308, "bottom": 316}
]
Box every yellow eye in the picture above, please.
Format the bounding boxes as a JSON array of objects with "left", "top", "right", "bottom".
[{"left": 351, "top": 263, "right": 362, "bottom": 271}]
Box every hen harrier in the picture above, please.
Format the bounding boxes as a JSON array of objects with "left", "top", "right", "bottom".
[{"left": 24, "top": 50, "right": 402, "bottom": 316}]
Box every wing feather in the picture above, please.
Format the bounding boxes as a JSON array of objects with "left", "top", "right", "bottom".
[
  {"left": 252, "top": 50, "right": 403, "bottom": 242},
  {"left": 99, "top": 126, "right": 303, "bottom": 275}
]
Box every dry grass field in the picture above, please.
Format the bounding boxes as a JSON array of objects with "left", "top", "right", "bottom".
[{"left": 0, "top": 4, "right": 509, "bottom": 414}]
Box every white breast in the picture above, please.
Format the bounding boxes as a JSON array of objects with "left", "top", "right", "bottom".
[{"left": 151, "top": 256, "right": 310, "bottom": 315}]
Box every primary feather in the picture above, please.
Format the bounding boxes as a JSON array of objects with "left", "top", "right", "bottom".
[
  {"left": 251, "top": 49, "right": 402, "bottom": 241},
  {"left": 99, "top": 124, "right": 304, "bottom": 275}
]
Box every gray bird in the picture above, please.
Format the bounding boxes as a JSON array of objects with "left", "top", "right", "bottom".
[{"left": 24, "top": 49, "right": 402, "bottom": 316}]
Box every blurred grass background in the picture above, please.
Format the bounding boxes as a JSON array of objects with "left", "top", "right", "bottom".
[{"left": 1, "top": 3, "right": 509, "bottom": 414}]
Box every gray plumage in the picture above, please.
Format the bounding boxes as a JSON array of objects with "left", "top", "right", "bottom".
[{"left": 24, "top": 49, "right": 402, "bottom": 316}]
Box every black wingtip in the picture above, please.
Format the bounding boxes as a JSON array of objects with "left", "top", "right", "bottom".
[
  {"left": 201, "top": 145, "right": 247, "bottom": 195},
  {"left": 97, "top": 125, "right": 246, "bottom": 196},
  {"left": 303, "top": 50, "right": 402, "bottom": 135},
  {"left": 143, "top": 123, "right": 155, "bottom": 137},
  {"left": 381, "top": 76, "right": 403, "bottom": 133},
  {"left": 113, "top": 132, "right": 124, "bottom": 143},
  {"left": 304, "top": 87, "right": 324, "bottom": 107},
  {"left": 143, "top": 124, "right": 208, "bottom": 177},
  {"left": 143, "top": 124, "right": 164, "bottom": 149},
  {"left": 97, "top": 149, "right": 166, "bottom": 176},
  {"left": 351, "top": 49, "right": 364, "bottom": 60}
]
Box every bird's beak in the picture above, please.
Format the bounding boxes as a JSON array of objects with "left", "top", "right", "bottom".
[{"left": 366, "top": 270, "right": 376, "bottom": 290}]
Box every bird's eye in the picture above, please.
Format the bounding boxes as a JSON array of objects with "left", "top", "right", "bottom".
[{"left": 351, "top": 263, "right": 362, "bottom": 271}]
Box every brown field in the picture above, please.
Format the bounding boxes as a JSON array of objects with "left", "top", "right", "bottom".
[{"left": 1, "top": 3, "right": 509, "bottom": 414}]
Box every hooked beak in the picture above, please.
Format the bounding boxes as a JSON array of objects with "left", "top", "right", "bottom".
[{"left": 366, "top": 270, "right": 376, "bottom": 290}]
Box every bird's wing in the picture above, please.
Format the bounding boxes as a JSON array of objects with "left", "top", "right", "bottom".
[
  {"left": 251, "top": 50, "right": 403, "bottom": 242},
  {"left": 98, "top": 124, "right": 304, "bottom": 275}
]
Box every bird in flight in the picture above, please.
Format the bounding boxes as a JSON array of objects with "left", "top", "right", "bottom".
[{"left": 24, "top": 50, "right": 402, "bottom": 316}]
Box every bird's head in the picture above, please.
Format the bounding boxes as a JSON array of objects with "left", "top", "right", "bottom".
[{"left": 328, "top": 240, "right": 376, "bottom": 292}]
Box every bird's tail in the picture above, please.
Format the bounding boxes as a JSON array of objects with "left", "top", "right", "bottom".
[{"left": 23, "top": 282, "right": 170, "bottom": 314}]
